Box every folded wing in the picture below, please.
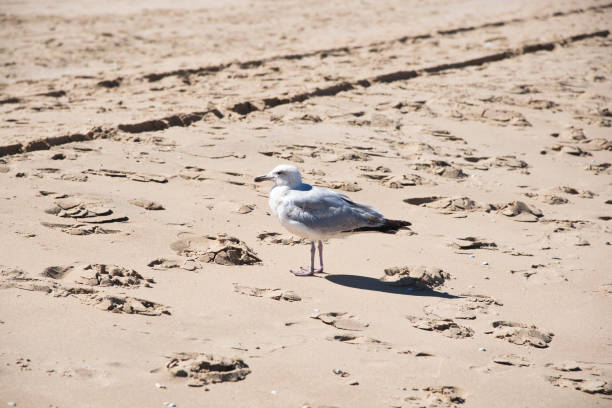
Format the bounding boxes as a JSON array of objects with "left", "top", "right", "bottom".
[{"left": 284, "top": 187, "right": 385, "bottom": 235}]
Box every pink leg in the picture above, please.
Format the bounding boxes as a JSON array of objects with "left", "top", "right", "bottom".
[{"left": 290, "top": 241, "right": 323, "bottom": 276}]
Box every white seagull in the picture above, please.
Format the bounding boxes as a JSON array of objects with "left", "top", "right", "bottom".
[{"left": 254, "top": 164, "right": 411, "bottom": 276}]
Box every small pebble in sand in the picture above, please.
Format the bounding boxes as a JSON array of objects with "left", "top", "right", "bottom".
[{"left": 333, "top": 369, "right": 350, "bottom": 377}]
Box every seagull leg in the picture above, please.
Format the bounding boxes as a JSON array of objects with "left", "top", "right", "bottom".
[
  {"left": 313, "top": 240, "right": 324, "bottom": 273},
  {"left": 290, "top": 241, "right": 316, "bottom": 276}
]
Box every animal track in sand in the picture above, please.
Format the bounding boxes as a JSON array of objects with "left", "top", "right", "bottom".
[
  {"left": 380, "top": 266, "right": 450, "bottom": 289},
  {"left": 405, "top": 316, "right": 474, "bottom": 339},
  {"left": 170, "top": 233, "right": 261, "bottom": 265},
  {"left": 165, "top": 352, "right": 251, "bottom": 387},
  {"left": 233, "top": 284, "right": 301, "bottom": 302},
  {"left": 311, "top": 312, "right": 369, "bottom": 331},
  {"left": 488, "top": 321, "right": 553, "bottom": 348}
]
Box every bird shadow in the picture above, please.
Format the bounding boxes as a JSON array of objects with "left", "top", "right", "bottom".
[{"left": 324, "top": 274, "right": 460, "bottom": 298}]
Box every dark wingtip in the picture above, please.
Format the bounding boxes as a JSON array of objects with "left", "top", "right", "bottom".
[{"left": 344, "top": 219, "right": 412, "bottom": 234}]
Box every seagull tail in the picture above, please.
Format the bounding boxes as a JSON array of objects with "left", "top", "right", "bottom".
[{"left": 345, "top": 218, "right": 412, "bottom": 234}]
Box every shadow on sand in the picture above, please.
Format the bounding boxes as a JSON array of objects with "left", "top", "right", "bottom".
[{"left": 325, "top": 274, "right": 460, "bottom": 299}]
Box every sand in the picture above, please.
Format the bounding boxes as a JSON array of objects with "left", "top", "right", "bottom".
[{"left": 1, "top": 0, "right": 611, "bottom": 407}]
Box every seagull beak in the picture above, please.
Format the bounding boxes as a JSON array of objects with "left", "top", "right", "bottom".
[{"left": 254, "top": 175, "right": 272, "bottom": 182}]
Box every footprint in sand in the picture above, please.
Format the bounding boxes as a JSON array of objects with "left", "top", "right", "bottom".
[
  {"left": 1, "top": 265, "right": 166, "bottom": 315},
  {"left": 311, "top": 312, "right": 369, "bottom": 331},
  {"left": 410, "top": 160, "right": 467, "bottom": 179},
  {"left": 405, "top": 315, "right": 474, "bottom": 339},
  {"left": 423, "top": 294, "right": 503, "bottom": 321},
  {"left": 83, "top": 168, "right": 167, "bottom": 183},
  {"left": 313, "top": 179, "right": 362, "bottom": 192},
  {"left": 93, "top": 295, "right": 170, "bottom": 316},
  {"left": 401, "top": 385, "right": 466, "bottom": 407},
  {"left": 164, "top": 352, "right": 250, "bottom": 387},
  {"left": 492, "top": 201, "right": 543, "bottom": 222},
  {"left": 361, "top": 172, "right": 430, "bottom": 189},
  {"left": 234, "top": 203, "right": 255, "bottom": 214},
  {"left": 380, "top": 266, "right": 450, "bottom": 289},
  {"left": 257, "top": 231, "right": 310, "bottom": 246},
  {"left": 176, "top": 166, "right": 208, "bottom": 181},
  {"left": 41, "top": 221, "right": 120, "bottom": 235},
  {"left": 492, "top": 354, "right": 532, "bottom": 367},
  {"left": 585, "top": 162, "right": 611, "bottom": 175},
  {"left": 233, "top": 283, "right": 301, "bottom": 302},
  {"left": 129, "top": 199, "right": 164, "bottom": 210},
  {"left": 523, "top": 193, "right": 568, "bottom": 205},
  {"left": 404, "top": 196, "right": 481, "bottom": 214},
  {"left": 327, "top": 334, "right": 392, "bottom": 351},
  {"left": 450, "top": 237, "right": 497, "bottom": 251},
  {"left": 148, "top": 258, "right": 201, "bottom": 271},
  {"left": 170, "top": 233, "right": 261, "bottom": 265},
  {"left": 487, "top": 321, "right": 553, "bottom": 348},
  {"left": 487, "top": 155, "right": 529, "bottom": 171},
  {"left": 555, "top": 186, "right": 596, "bottom": 199},
  {"left": 259, "top": 150, "right": 304, "bottom": 163},
  {"left": 43, "top": 264, "right": 155, "bottom": 288},
  {"left": 544, "top": 361, "right": 611, "bottom": 396},
  {"left": 44, "top": 198, "right": 129, "bottom": 225}
]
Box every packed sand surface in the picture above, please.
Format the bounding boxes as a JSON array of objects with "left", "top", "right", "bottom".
[{"left": 1, "top": 0, "right": 611, "bottom": 407}]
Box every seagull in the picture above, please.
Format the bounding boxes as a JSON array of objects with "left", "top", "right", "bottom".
[{"left": 254, "top": 164, "right": 411, "bottom": 276}]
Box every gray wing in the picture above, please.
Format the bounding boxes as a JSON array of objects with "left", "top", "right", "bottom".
[{"left": 284, "top": 186, "right": 384, "bottom": 234}]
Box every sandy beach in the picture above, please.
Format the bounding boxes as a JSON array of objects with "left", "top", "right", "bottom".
[{"left": 1, "top": 0, "right": 611, "bottom": 406}]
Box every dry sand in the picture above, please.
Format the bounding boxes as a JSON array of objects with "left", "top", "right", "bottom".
[{"left": 1, "top": 0, "right": 611, "bottom": 407}]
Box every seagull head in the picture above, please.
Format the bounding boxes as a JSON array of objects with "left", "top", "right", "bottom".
[{"left": 254, "top": 164, "right": 302, "bottom": 188}]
